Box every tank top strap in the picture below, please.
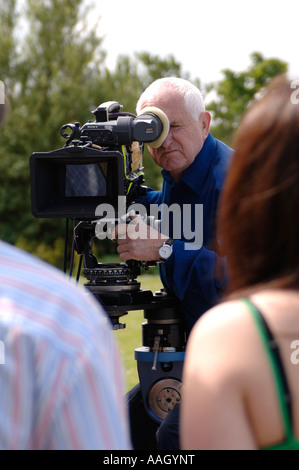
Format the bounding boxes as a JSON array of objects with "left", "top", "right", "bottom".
[{"left": 241, "top": 297, "right": 293, "bottom": 440}]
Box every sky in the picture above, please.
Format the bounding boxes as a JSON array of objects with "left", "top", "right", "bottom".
[{"left": 90, "top": 0, "right": 299, "bottom": 86}]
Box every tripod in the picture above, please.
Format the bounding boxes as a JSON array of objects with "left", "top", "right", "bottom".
[{"left": 75, "top": 221, "right": 186, "bottom": 449}]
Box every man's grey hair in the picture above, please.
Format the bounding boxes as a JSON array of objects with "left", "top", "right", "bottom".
[{"left": 136, "top": 77, "right": 205, "bottom": 121}]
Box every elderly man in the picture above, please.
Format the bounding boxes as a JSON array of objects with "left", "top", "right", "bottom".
[{"left": 116, "top": 77, "right": 232, "bottom": 333}]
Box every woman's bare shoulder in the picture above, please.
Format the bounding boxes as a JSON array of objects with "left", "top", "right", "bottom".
[{"left": 190, "top": 299, "right": 250, "bottom": 339}]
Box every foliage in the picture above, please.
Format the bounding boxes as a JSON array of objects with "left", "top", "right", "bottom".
[
  {"left": 0, "top": 0, "right": 105, "bottom": 255},
  {"left": 208, "top": 52, "right": 288, "bottom": 145},
  {"left": 0, "top": 2, "right": 188, "bottom": 263},
  {"left": 0, "top": 1, "right": 289, "bottom": 267}
]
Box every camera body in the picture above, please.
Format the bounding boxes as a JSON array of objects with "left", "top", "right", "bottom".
[{"left": 30, "top": 101, "right": 155, "bottom": 220}]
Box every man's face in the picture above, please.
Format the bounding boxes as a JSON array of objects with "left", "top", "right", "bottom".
[{"left": 139, "top": 89, "right": 211, "bottom": 181}]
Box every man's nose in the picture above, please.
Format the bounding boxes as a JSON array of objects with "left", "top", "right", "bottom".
[{"left": 161, "top": 127, "right": 173, "bottom": 147}]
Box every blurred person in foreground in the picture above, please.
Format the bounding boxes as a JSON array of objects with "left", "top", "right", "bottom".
[
  {"left": 181, "top": 75, "right": 299, "bottom": 450},
  {"left": 0, "top": 88, "right": 131, "bottom": 450}
]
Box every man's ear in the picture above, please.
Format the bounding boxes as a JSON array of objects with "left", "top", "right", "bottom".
[{"left": 201, "top": 111, "right": 211, "bottom": 139}]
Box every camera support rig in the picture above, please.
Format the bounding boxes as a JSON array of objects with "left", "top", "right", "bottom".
[
  {"left": 30, "top": 100, "right": 185, "bottom": 448},
  {"left": 74, "top": 220, "right": 186, "bottom": 438}
]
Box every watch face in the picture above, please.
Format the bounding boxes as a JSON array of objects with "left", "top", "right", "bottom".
[{"left": 159, "top": 244, "right": 172, "bottom": 260}]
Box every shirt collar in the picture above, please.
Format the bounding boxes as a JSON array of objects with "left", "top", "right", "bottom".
[{"left": 162, "top": 133, "right": 216, "bottom": 194}]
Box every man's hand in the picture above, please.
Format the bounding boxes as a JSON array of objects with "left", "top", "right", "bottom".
[{"left": 113, "top": 214, "right": 169, "bottom": 262}]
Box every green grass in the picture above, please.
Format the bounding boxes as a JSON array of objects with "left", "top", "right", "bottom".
[{"left": 113, "top": 273, "right": 163, "bottom": 392}]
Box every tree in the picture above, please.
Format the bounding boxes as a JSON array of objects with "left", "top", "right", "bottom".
[
  {"left": 0, "top": 0, "right": 105, "bottom": 265},
  {"left": 0, "top": 0, "right": 19, "bottom": 88},
  {"left": 135, "top": 52, "right": 189, "bottom": 88},
  {"left": 0, "top": 2, "right": 193, "bottom": 265},
  {"left": 208, "top": 52, "right": 288, "bottom": 145},
  {"left": 0, "top": 3, "right": 290, "bottom": 268}
]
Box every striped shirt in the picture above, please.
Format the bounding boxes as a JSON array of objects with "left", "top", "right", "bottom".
[{"left": 0, "top": 240, "right": 131, "bottom": 450}]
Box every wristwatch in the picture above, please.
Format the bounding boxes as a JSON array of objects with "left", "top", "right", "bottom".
[{"left": 158, "top": 238, "right": 174, "bottom": 262}]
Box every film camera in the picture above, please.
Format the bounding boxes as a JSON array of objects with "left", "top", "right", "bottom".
[{"left": 30, "top": 101, "right": 186, "bottom": 448}]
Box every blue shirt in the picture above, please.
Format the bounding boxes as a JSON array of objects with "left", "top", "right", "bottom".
[{"left": 140, "top": 133, "right": 232, "bottom": 332}]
